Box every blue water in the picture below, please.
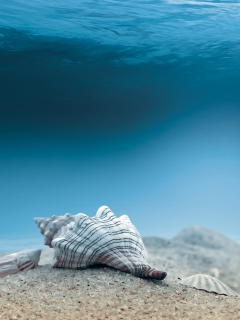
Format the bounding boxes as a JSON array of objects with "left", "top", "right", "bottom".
[
  {"left": 0, "top": 0, "right": 240, "bottom": 252},
  {"left": 1, "top": 0, "right": 240, "bottom": 64}
]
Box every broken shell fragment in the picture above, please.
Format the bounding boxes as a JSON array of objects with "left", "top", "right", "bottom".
[{"left": 0, "top": 249, "right": 41, "bottom": 278}]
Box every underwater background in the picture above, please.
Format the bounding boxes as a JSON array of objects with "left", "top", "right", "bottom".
[{"left": 0, "top": 0, "right": 240, "bottom": 251}]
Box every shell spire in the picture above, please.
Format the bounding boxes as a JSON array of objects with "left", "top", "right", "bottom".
[
  {"left": 34, "top": 213, "right": 75, "bottom": 247},
  {"left": 35, "top": 206, "right": 167, "bottom": 280},
  {"left": 0, "top": 249, "right": 41, "bottom": 278}
]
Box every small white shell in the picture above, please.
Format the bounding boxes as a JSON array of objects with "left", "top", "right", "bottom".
[
  {"left": 210, "top": 268, "right": 219, "bottom": 278},
  {"left": 179, "top": 274, "right": 237, "bottom": 296},
  {"left": 0, "top": 249, "right": 41, "bottom": 278}
]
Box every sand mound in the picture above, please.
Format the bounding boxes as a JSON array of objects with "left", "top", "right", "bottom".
[
  {"left": 171, "top": 226, "right": 240, "bottom": 250},
  {"left": 0, "top": 264, "right": 239, "bottom": 319},
  {"left": 1, "top": 226, "right": 240, "bottom": 319},
  {"left": 143, "top": 227, "right": 240, "bottom": 292}
]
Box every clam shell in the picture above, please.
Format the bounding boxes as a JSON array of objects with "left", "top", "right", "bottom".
[
  {"left": 34, "top": 206, "right": 167, "bottom": 280},
  {"left": 0, "top": 249, "right": 41, "bottom": 278},
  {"left": 179, "top": 274, "right": 237, "bottom": 296}
]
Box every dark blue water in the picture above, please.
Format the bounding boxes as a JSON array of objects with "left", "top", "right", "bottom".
[
  {"left": 1, "top": 0, "right": 240, "bottom": 134},
  {"left": 1, "top": 0, "right": 240, "bottom": 128},
  {"left": 0, "top": 0, "right": 240, "bottom": 251}
]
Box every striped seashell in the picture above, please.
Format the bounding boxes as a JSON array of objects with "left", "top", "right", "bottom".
[
  {"left": 0, "top": 249, "right": 41, "bottom": 278},
  {"left": 34, "top": 213, "right": 75, "bottom": 247},
  {"left": 179, "top": 274, "right": 237, "bottom": 296},
  {"left": 34, "top": 206, "right": 167, "bottom": 280}
]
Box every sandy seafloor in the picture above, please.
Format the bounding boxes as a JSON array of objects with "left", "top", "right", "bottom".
[{"left": 1, "top": 227, "right": 240, "bottom": 319}]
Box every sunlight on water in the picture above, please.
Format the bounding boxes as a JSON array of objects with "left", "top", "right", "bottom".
[{"left": 1, "top": 0, "right": 240, "bottom": 60}]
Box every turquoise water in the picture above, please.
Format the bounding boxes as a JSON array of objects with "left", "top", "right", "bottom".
[
  {"left": 1, "top": 0, "right": 240, "bottom": 63},
  {"left": 0, "top": 0, "right": 240, "bottom": 251}
]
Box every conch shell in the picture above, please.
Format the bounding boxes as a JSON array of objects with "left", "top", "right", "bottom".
[{"left": 34, "top": 206, "right": 167, "bottom": 280}]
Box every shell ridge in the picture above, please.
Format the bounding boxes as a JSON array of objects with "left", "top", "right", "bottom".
[
  {"left": 96, "top": 206, "right": 115, "bottom": 219},
  {"left": 86, "top": 239, "right": 146, "bottom": 267},
  {"left": 95, "top": 205, "right": 109, "bottom": 217},
  {"left": 119, "top": 214, "right": 132, "bottom": 225},
  {"left": 72, "top": 218, "right": 114, "bottom": 267},
  {"left": 100, "top": 207, "right": 114, "bottom": 219},
  {"left": 97, "top": 250, "right": 133, "bottom": 273},
  {"left": 94, "top": 248, "right": 143, "bottom": 273},
  {"left": 88, "top": 244, "right": 135, "bottom": 264},
  {"left": 179, "top": 274, "right": 237, "bottom": 296},
  {"left": 72, "top": 225, "right": 102, "bottom": 268},
  {"left": 53, "top": 219, "right": 101, "bottom": 268},
  {"left": 83, "top": 227, "right": 146, "bottom": 267},
  {"left": 92, "top": 215, "right": 121, "bottom": 226},
  {"left": 215, "top": 281, "right": 225, "bottom": 294},
  {"left": 76, "top": 227, "right": 121, "bottom": 267}
]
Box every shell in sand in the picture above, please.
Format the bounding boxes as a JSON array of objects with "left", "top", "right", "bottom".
[
  {"left": 179, "top": 274, "right": 237, "bottom": 296},
  {"left": 0, "top": 249, "right": 41, "bottom": 278},
  {"left": 34, "top": 205, "right": 167, "bottom": 280}
]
